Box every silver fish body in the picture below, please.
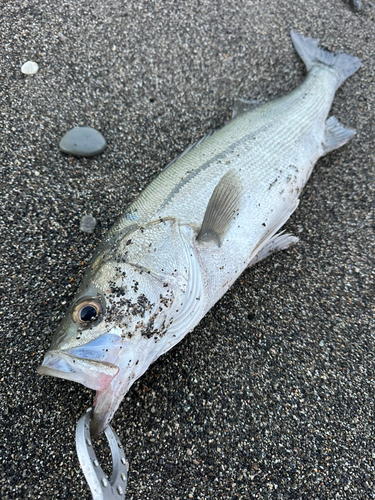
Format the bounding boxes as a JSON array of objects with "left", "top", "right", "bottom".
[{"left": 38, "top": 32, "right": 361, "bottom": 435}]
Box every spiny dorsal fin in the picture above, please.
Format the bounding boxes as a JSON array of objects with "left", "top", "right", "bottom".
[
  {"left": 232, "top": 97, "right": 264, "bottom": 119},
  {"left": 197, "top": 169, "right": 243, "bottom": 247},
  {"left": 162, "top": 132, "right": 213, "bottom": 172}
]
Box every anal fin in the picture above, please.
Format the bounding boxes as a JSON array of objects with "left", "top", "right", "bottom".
[
  {"left": 323, "top": 116, "right": 355, "bottom": 154},
  {"left": 197, "top": 169, "right": 242, "bottom": 246}
]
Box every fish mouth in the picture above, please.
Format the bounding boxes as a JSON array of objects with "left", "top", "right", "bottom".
[
  {"left": 37, "top": 332, "right": 136, "bottom": 435},
  {"left": 37, "top": 350, "right": 119, "bottom": 391},
  {"left": 37, "top": 332, "right": 128, "bottom": 390}
]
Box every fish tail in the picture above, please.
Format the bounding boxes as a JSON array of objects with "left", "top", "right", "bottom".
[{"left": 291, "top": 30, "right": 361, "bottom": 89}]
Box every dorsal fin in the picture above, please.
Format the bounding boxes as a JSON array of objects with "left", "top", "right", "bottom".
[
  {"left": 162, "top": 132, "right": 213, "bottom": 172},
  {"left": 197, "top": 169, "right": 243, "bottom": 247},
  {"left": 232, "top": 97, "right": 264, "bottom": 119}
]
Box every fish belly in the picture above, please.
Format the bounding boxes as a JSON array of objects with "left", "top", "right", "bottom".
[{"left": 192, "top": 67, "right": 338, "bottom": 313}]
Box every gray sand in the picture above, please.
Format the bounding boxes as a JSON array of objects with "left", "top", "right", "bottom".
[{"left": 1, "top": 1, "right": 374, "bottom": 498}]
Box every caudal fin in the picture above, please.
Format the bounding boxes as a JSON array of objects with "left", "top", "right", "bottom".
[{"left": 291, "top": 31, "right": 361, "bottom": 90}]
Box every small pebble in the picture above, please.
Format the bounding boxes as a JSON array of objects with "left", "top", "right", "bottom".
[
  {"left": 59, "top": 127, "right": 107, "bottom": 157},
  {"left": 80, "top": 215, "right": 97, "bottom": 234},
  {"left": 349, "top": 0, "right": 362, "bottom": 11},
  {"left": 21, "top": 61, "right": 39, "bottom": 75}
]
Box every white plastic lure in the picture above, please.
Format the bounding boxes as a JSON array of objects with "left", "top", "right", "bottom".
[{"left": 38, "top": 32, "right": 360, "bottom": 436}]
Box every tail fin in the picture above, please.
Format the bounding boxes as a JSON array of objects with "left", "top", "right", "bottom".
[{"left": 291, "top": 31, "right": 361, "bottom": 90}]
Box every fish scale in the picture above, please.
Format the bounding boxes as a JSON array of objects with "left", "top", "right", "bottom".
[
  {"left": 130, "top": 71, "right": 334, "bottom": 232},
  {"left": 38, "top": 32, "right": 361, "bottom": 438}
]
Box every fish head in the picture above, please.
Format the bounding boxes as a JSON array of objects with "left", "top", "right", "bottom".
[
  {"left": 37, "top": 273, "right": 125, "bottom": 393},
  {"left": 38, "top": 219, "right": 192, "bottom": 435}
]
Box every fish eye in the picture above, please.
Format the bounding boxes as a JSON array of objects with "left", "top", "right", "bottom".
[{"left": 73, "top": 299, "right": 102, "bottom": 324}]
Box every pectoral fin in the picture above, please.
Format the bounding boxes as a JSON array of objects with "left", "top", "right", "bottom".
[{"left": 197, "top": 169, "right": 243, "bottom": 246}]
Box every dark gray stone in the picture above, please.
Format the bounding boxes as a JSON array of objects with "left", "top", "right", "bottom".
[
  {"left": 343, "top": 0, "right": 362, "bottom": 11},
  {"left": 79, "top": 215, "right": 97, "bottom": 234},
  {"left": 59, "top": 127, "right": 107, "bottom": 157}
]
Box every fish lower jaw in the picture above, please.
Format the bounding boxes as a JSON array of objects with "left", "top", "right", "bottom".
[{"left": 37, "top": 350, "right": 119, "bottom": 391}]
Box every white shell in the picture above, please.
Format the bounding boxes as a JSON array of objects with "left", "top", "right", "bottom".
[{"left": 21, "top": 61, "right": 39, "bottom": 75}]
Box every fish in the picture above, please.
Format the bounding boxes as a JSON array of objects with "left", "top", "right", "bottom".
[{"left": 37, "top": 32, "right": 361, "bottom": 436}]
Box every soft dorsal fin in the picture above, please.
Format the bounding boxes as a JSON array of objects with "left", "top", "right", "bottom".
[
  {"left": 197, "top": 169, "right": 243, "bottom": 246},
  {"left": 232, "top": 97, "right": 264, "bottom": 119}
]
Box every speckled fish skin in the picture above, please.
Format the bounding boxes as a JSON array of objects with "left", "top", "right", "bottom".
[{"left": 37, "top": 32, "right": 361, "bottom": 436}]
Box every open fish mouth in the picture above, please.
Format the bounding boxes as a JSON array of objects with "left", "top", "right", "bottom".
[
  {"left": 37, "top": 351, "right": 119, "bottom": 391},
  {"left": 37, "top": 333, "right": 127, "bottom": 391}
]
